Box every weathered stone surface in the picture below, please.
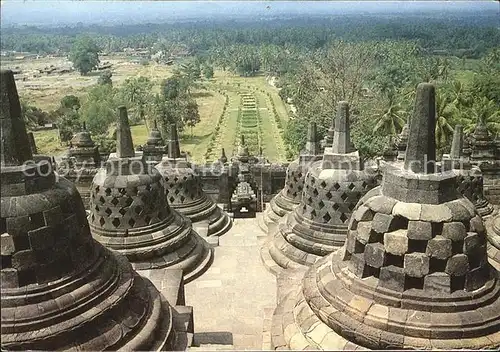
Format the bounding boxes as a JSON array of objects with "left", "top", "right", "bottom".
[
  {"left": 392, "top": 202, "right": 422, "bottom": 221},
  {"left": 372, "top": 213, "right": 395, "bottom": 234},
  {"left": 426, "top": 236, "right": 452, "bottom": 260},
  {"left": 404, "top": 253, "right": 429, "bottom": 278},
  {"left": 364, "top": 243, "right": 385, "bottom": 268},
  {"left": 445, "top": 254, "right": 469, "bottom": 276},
  {"left": 1, "top": 70, "right": 185, "bottom": 351},
  {"left": 384, "top": 230, "right": 408, "bottom": 255},
  {"left": 441, "top": 222, "right": 467, "bottom": 241},
  {"left": 407, "top": 221, "right": 432, "bottom": 240},
  {"left": 379, "top": 265, "right": 405, "bottom": 292}
]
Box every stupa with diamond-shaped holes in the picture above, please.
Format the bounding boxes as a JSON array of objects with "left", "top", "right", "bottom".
[
  {"left": 88, "top": 108, "right": 212, "bottom": 282},
  {"left": 443, "top": 124, "right": 494, "bottom": 217},
  {"left": 270, "top": 83, "right": 500, "bottom": 350},
  {"left": 486, "top": 211, "right": 500, "bottom": 270},
  {"left": 259, "top": 122, "right": 322, "bottom": 234},
  {"left": 155, "top": 123, "right": 231, "bottom": 238},
  {"left": 0, "top": 70, "right": 192, "bottom": 351},
  {"left": 261, "top": 101, "right": 377, "bottom": 274}
]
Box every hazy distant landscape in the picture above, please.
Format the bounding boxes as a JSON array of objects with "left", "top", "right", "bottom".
[{"left": 1, "top": 1, "right": 498, "bottom": 164}]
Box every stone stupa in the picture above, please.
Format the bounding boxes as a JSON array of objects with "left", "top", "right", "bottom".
[
  {"left": 156, "top": 123, "right": 231, "bottom": 238},
  {"left": 58, "top": 122, "right": 101, "bottom": 209},
  {"left": 88, "top": 108, "right": 212, "bottom": 282},
  {"left": 443, "top": 124, "right": 494, "bottom": 217},
  {"left": 396, "top": 123, "right": 409, "bottom": 161},
  {"left": 260, "top": 121, "right": 322, "bottom": 234},
  {"left": 262, "top": 101, "right": 377, "bottom": 274},
  {"left": 0, "top": 70, "right": 191, "bottom": 351},
  {"left": 142, "top": 119, "right": 166, "bottom": 164},
  {"left": 271, "top": 83, "right": 500, "bottom": 350},
  {"left": 486, "top": 212, "right": 500, "bottom": 270}
]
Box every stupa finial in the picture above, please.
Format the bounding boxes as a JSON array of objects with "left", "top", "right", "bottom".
[
  {"left": 116, "top": 106, "right": 135, "bottom": 158},
  {"left": 168, "top": 123, "right": 181, "bottom": 159},
  {"left": 331, "top": 101, "right": 353, "bottom": 154},
  {"left": 0, "top": 69, "right": 33, "bottom": 166},
  {"left": 404, "top": 83, "right": 436, "bottom": 174}
]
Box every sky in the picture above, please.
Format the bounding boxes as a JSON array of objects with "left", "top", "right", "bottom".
[{"left": 1, "top": 1, "right": 498, "bottom": 27}]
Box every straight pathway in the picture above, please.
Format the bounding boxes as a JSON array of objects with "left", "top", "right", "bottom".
[{"left": 185, "top": 217, "right": 277, "bottom": 350}]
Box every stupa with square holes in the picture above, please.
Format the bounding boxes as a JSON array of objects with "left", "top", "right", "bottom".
[
  {"left": 270, "top": 83, "right": 500, "bottom": 350},
  {"left": 155, "top": 123, "right": 231, "bottom": 238},
  {"left": 0, "top": 70, "right": 193, "bottom": 351},
  {"left": 262, "top": 101, "right": 377, "bottom": 274},
  {"left": 88, "top": 109, "right": 212, "bottom": 283}
]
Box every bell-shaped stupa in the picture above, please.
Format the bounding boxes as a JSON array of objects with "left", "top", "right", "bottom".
[
  {"left": 88, "top": 108, "right": 212, "bottom": 282},
  {"left": 486, "top": 212, "right": 500, "bottom": 270},
  {"left": 443, "top": 125, "right": 494, "bottom": 217},
  {"left": 271, "top": 83, "right": 500, "bottom": 350},
  {"left": 156, "top": 123, "right": 231, "bottom": 238},
  {"left": 142, "top": 119, "right": 166, "bottom": 164},
  {"left": 0, "top": 70, "right": 189, "bottom": 351},
  {"left": 58, "top": 122, "right": 101, "bottom": 209},
  {"left": 260, "top": 122, "right": 322, "bottom": 234},
  {"left": 262, "top": 102, "right": 377, "bottom": 274},
  {"left": 396, "top": 123, "right": 409, "bottom": 161}
]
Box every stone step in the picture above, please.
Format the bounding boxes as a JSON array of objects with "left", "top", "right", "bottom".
[{"left": 188, "top": 344, "right": 235, "bottom": 351}]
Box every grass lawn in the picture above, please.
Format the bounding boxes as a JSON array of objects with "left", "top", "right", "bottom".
[{"left": 32, "top": 129, "right": 66, "bottom": 155}]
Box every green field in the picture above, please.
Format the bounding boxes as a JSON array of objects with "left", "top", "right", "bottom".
[{"left": 30, "top": 63, "right": 290, "bottom": 163}]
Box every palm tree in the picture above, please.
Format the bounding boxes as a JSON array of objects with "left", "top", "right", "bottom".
[
  {"left": 464, "top": 97, "right": 500, "bottom": 136},
  {"left": 373, "top": 93, "right": 406, "bottom": 136},
  {"left": 435, "top": 91, "right": 455, "bottom": 152}
]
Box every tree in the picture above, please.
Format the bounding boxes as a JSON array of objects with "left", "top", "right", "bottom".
[
  {"left": 80, "top": 84, "right": 117, "bottom": 135},
  {"left": 203, "top": 65, "right": 214, "bottom": 80},
  {"left": 69, "top": 36, "right": 101, "bottom": 75},
  {"left": 118, "top": 76, "right": 153, "bottom": 125},
  {"left": 183, "top": 97, "right": 201, "bottom": 137},
  {"left": 434, "top": 91, "right": 455, "bottom": 154},
  {"left": 60, "top": 95, "right": 81, "bottom": 111},
  {"left": 98, "top": 70, "right": 113, "bottom": 85},
  {"left": 373, "top": 95, "right": 406, "bottom": 136}
]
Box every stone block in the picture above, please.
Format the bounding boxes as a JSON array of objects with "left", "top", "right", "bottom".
[
  {"left": 11, "top": 249, "right": 36, "bottom": 270},
  {"left": 0, "top": 268, "right": 19, "bottom": 288},
  {"left": 364, "top": 243, "right": 385, "bottom": 268},
  {"left": 28, "top": 226, "right": 56, "bottom": 250},
  {"left": 407, "top": 221, "right": 432, "bottom": 240},
  {"left": 348, "top": 252, "right": 366, "bottom": 278},
  {"left": 353, "top": 205, "right": 374, "bottom": 221},
  {"left": 441, "top": 222, "right": 467, "bottom": 241},
  {"left": 463, "top": 232, "right": 481, "bottom": 254},
  {"left": 445, "top": 200, "right": 472, "bottom": 222},
  {"left": 469, "top": 215, "right": 485, "bottom": 234},
  {"left": 465, "top": 265, "right": 489, "bottom": 292},
  {"left": 404, "top": 253, "right": 430, "bottom": 278},
  {"left": 445, "top": 254, "right": 469, "bottom": 276},
  {"left": 426, "top": 236, "right": 452, "bottom": 260},
  {"left": 423, "top": 272, "right": 451, "bottom": 294},
  {"left": 392, "top": 202, "right": 421, "bottom": 221},
  {"left": 372, "top": 213, "right": 395, "bottom": 233},
  {"left": 356, "top": 221, "right": 372, "bottom": 245},
  {"left": 365, "top": 195, "right": 396, "bottom": 214},
  {"left": 345, "top": 233, "right": 356, "bottom": 254},
  {"left": 1, "top": 233, "right": 15, "bottom": 255},
  {"left": 384, "top": 229, "right": 408, "bottom": 255},
  {"left": 420, "top": 204, "right": 452, "bottom": 222},
  {"left": 379, "top": 265, "right": 405, "bottom": 292}
]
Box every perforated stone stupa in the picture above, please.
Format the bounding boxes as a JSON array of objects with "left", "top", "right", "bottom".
[
  {"left": 156, "top": 123, "right": 231, "bottom": 238},
  {"left": 0, "top": 70, "right": 189, "bottom": 351},
  {"left": 486, "top": 213, "right": 500, "bottom": 270},
  {"left": 58, "top": 122, "right": 101, "bottom": 209},
  {"left": 88, "top": 109, "right": 212, "bottom": 282},
  {"left": 271, "top": 83, "right": 500, "bottom": 350},
  {"left": 260, "top": 122, "right": 322, "bottom": 234},
  {"left": 443, "top": 124, "right": 494, "bottom": 217},
  {"left": 262, "top": 102, "right": 377, "bottom": 273}
]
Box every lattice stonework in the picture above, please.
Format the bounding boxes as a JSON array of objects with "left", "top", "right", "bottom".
[
  {"left": 296, "top": 169, "right": 377, "bottom": 226},
  {"left": 163, "top": 170, "right": 204, "bottom": 205},
  {"left": 89, "top": 174, "right": 170, "bottom": 231},
  {"left": 344, "top": 189, "right": 489, "bottom": 293},
  {"left": 283, "top": 161, "right": 305, "bottom": 203}
]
